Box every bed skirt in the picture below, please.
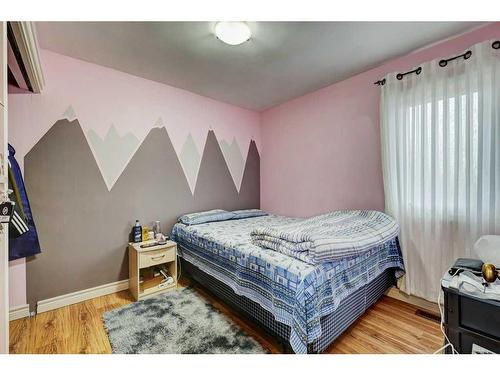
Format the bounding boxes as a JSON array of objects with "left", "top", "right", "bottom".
[{"left": 181, "top": 258, "right": 396, "bottom": 353}]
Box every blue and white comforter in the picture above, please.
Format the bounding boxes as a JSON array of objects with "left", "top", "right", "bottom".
[
  {"left": 251, "top": 210, "right": 399, "bottom": 264},
  {"left": 171, "top": 214, "right": 404, "bottom": 353}
]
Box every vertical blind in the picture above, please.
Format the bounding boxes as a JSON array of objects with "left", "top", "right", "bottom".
[{"left": 380, "top": 40, "right": 500, "bottom": 302}]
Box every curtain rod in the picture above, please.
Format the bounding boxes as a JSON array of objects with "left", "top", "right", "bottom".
[
  {"left": 439, "top": 50, "right": 472, "bottom": 67},
  {"left": 396, "top": 67, "right": 422, "bottom": 80},
  {"left": 374, "top": 40, "right": 500, "bottom": 85}
]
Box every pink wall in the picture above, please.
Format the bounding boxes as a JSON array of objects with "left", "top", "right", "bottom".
[
  {"left": 10, "top": 50, "right": 261, "bottom": 189},
  {"left": 260, "top": 23, "right": 500, "bottom": 218}
]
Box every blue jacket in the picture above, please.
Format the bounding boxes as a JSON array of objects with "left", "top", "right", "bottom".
[{"left": 8, "top": 144, "right": 41, "bottom": 260}]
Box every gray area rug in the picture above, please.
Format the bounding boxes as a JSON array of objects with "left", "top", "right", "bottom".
[{"left": 103, "top": 287, "right": 267, "bottom": 354}]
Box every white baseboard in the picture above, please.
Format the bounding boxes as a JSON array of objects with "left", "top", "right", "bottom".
[
  {"left": 9, "top": 304, "right": 30, "bottom": 321},
  {"left": 385, "top": 286, "right": 439, "bottom": 314},
  {"left": 37, "top": 279, "right": 129, "bottom": 314}
]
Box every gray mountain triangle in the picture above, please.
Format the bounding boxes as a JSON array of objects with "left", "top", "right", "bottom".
[
  {"left": 25, "top": 119, "right": 113, "bottom": 309},
  {"left": 111, "top": 126, "right": 196, "bottom": 231},
  {"left": 195, "top": 131, "right": 243, "bottom": 211},
  {"left": 238, "top": 140, "right": 260, "bottom": 208}
]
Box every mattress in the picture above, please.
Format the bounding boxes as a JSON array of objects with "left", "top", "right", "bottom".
[
  {"left": 183, "top": 260, "right": 395, "bottom": 353},
  {"left": 171, "top": 214, "right": 405, "bottom": 353}
]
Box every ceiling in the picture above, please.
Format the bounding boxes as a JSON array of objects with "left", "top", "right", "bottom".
[{"left": 35, "top": 22, "right": 484, "bottom": 111}]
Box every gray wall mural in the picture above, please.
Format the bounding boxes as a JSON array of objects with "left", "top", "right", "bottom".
[{"left": 25, "top": 119, "right": 260, "bottom": 310}]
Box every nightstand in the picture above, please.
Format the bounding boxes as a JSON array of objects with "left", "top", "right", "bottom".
[
  {"left": 128, "top": 240, "right": 177, "bottom": 301},
  {"left": 442, "top": 275, "right": 500, "bottom": 354}
]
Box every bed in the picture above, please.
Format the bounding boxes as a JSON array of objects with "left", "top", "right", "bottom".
[{"left": 171, "top": 211, "right": 405, "bottom": 353}]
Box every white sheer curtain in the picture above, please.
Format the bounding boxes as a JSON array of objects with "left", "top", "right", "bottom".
[{"left": 381, "top": 40, "right": 500, "bottom": 302}]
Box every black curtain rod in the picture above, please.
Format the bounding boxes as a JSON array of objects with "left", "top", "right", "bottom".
[
  {"left": 439, "top": 50, "right": 472, "bottom": 67},
  {"left": 372, "top": 67, "right": 422, "bottom": 85},
  {"left": 374, "top": 41, "right": 500, "bottom": 86},
  {"left": 396, "top": 67, "right": 422, "bottom": 80}
]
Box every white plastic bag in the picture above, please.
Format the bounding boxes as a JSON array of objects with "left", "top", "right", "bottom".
[{"left": 473, "top": 235, "right": 500, "bottom": 265}]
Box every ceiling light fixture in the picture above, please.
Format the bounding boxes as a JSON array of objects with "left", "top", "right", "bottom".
[{"left": 214, "top": 22, "right": 251, "bottom": 46}]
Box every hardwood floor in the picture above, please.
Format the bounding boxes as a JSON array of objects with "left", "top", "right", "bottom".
[{"left": 9, "top": 279, "right": 443, "bottom": 354}]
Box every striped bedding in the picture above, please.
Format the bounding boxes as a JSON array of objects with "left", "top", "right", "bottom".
[
  {"left": 171, "top": 213, "right": 405, "bottom": 353},
  {"left": 251, "top": 210, "right": 399, "bottom": 265}
]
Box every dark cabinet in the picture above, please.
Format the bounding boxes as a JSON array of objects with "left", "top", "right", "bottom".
[{"left": 443, "top": 285, "right": 500, "bottom": 354}]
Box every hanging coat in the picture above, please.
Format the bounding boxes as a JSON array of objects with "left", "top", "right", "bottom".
[
  {"left": 8, "top": 143, "right": 42, "bottom": 260},
  {"left": 8, "top": 165, "right": 29, "bottom": 238}
]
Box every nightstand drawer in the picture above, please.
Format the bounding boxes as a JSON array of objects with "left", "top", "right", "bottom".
[{"left": 139, "top": 247, "right": 175, "bottom": 268}]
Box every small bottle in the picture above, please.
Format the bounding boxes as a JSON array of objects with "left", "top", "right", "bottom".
[
  {"left": 133, "top": 219, "right": 142, "bottom": 243},
  {"left": 153, "top": 221, "right": 161, "bottom": 236},
  {"left": 142, "top": 226, "right": 149, "bottom": 241}
]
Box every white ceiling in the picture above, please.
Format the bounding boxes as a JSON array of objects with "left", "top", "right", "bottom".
[{"left": 35, "top": 22, "right": 484, "bottom": 111}]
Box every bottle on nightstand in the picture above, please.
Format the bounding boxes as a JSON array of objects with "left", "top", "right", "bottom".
[{"left": 132, "top": 219, "right": 142, "bottom": 243}]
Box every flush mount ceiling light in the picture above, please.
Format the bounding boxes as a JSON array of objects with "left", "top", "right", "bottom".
[{"left": 214, "top": 22, "right": 251, "bottom": 46}]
